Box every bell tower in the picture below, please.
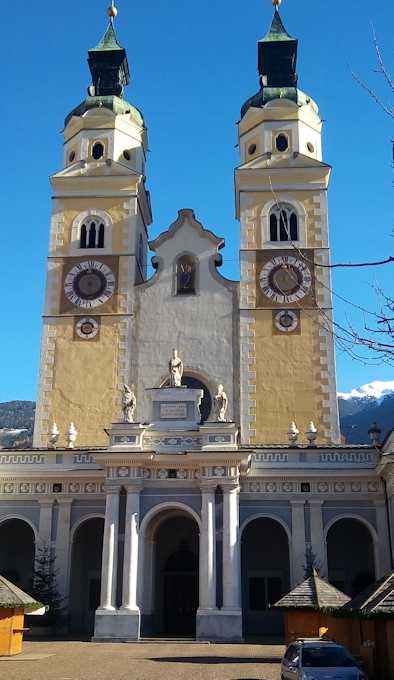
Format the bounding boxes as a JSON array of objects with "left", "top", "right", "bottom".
[
  {"left": 33, "top": 5, "right": 152, "bottom": 448},
  {"left": 236, "top": 4, "right": 340, "bottom": 445}
]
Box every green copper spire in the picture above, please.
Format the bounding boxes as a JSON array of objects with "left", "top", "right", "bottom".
[
  {"left": 262, "top": 9, "right": 294, "bottom": 42},
  {"left": 91, "top": 22, "right": 123, "bottom": 52},
  {"left": 87, "top": 8, "right": 130, "bottom": 98},
  {"left": 240, "top": 7, "right": 299, "bottom": 118}
]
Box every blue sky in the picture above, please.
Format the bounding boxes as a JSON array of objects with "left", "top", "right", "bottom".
[{"left": 0, "top": 0, "right": 393, "bottom": 402}]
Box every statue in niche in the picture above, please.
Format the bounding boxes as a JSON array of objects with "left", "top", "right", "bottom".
[
  {"left": 214, "top": 384, "right": 228, "bottom": 422},
  {"left": 122, "top": 384, "right": 136, "bottom": 423},
  {"left": 169, "top": 349, "right": 184, "bottom": 387}
]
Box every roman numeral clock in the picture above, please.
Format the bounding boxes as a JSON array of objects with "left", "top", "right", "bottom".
[
  {"left": 60, "top": 256, "right": 119, "bottom": 341},
  {"left": 256, "top": 250, "right": 315, "bottom": 335}
]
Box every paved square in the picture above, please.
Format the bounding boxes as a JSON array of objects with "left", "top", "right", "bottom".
[{"left": 0, "top": 641, "right": 284, "bottom": 680}]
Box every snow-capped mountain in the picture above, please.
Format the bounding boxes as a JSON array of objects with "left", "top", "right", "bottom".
[
  {"left": 338, "top": 381, "right": 394, "bottom": 403},
  {"left": 338, "top": 381, "right": 394, "bottom": 444}
]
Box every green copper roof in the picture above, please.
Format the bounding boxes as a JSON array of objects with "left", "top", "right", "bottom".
[
  {"left": 65, "top": 95, "right": 144, "bottom": 127},
  {"left": 91, "top": 22, "right": 123, "bottom": 51},
  {"left": 262, "top": 9, "right": 294, "bottom": 42}
]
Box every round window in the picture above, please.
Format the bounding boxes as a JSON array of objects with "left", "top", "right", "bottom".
[
  {"left": 307, "top": 142, "right": 315, "bottom": 153},
  {"left": 248, "top": 143, "right": 257, "bottom": 155},
  {"left": 276, "top": 134, "right": 289, "bottom": 152},
  {"left": 92, "top": 142, "right": 104, "bottom": 160},
  {"left": 69, "top": 150, "right": 76, "bottom": 163},
  {"left": 123, "top": 150, "right": 131, "bottom": 161}
]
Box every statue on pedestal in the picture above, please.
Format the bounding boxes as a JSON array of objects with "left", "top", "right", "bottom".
[
  {"left": 169, "top": 349, "right": 184, "bottom": 387},
  {"left": 122, "top": 384, "right": 136, "bottom": 423},
  {"left": 214, "top": 384, "right": 228, "bottom": 422}
]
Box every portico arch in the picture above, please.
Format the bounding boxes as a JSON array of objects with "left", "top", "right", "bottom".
[
  {"left": 139, "top": 503, "right": 200, "bottom": 636},
  {"left": 241, "top": 515, "right": 291, "bottom": 637},
  {"left": 69, "top": 516, "right": 104, "bottom": 633},
  {"left": 0, "top": 517, "right": 36, "bottom": 592},
  {"left": 325, "top": 516, "right": 377, "bottom": 597}
]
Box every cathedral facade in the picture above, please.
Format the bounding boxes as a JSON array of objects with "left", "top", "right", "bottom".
[{"left": 0, "top": 6, "right": 393, "bottom": 642}]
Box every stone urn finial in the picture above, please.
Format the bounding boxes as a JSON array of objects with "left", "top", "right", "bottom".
[
  {"left": 67, "top": 423, "right": 78, "bottom": 449},
  {"left": 306, "top": 421, "right": 318, "bottom": 446},
  {"left": 288, "top": 421, "right": 299, "bottom": 446},
  {"left": 49, "top": 422, "right": 60, "bottom": 449}
]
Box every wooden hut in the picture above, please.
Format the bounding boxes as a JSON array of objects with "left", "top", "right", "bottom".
[
  {"left": 273, "top": 569, "right": 350, "bottom": 645},
  {"left": 0, "top": 575, "right": 43, "bottom": 656},
  {"left": 342, "top": 571, "right": 394, "bottom": 680}
]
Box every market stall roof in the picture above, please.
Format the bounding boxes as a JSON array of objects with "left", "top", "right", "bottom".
[
  {"left": 273, "top": 570, "right": 350, "bottom": 610},
  {"left": 0, "top": 575, "right": 43, "bottom": 613},
  {"left": 343, "top": 571, "right": 394, "bottom": 616}
]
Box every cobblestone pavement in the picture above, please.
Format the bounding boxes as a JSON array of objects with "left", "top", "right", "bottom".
[{"left": 0, "top": 641, "right": 285, "bottom": 680}]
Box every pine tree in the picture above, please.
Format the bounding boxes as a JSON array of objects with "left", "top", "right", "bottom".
[{"left": 29, "top": 543, "right": 65, "bottom": 628}]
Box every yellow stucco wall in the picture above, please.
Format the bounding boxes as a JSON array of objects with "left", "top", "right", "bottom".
[
  {"left": 252, "top": 309, "right": 329, "bottom": 445},
  {"left": 45, "top": 316, "right": 121, "bottom": 447}
]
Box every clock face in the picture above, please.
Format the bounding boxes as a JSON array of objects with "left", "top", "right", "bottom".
[
  {"left": 274, "top": 310, "right": 299, "bottom": 333},
  {"left": 259, "top": 255, "right": 312, "bottom": 304},
  {"left": 64, "top": 260, "right": 116, "bottom": 309},
  {"left": 75, "top": 317, "right": 100, "bottom": 340}
]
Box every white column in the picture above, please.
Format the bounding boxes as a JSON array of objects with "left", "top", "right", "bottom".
[
  {"left": 121, "top": 485, "right": 141, "bottom": 611},
  {"left": 291, "top": 500, "right": 306, "bottom": 586},
  {"left": 309, "top": 500, "right": 327, "bottom": 578},
  {"left": 37, "top": 500, "right": 54, "bottom": 550},
  {"left": 99, "top": 486, "right": 120, "bottom": 611},
  {"left": 222, "top": 483, "right": 241, "bottom": 610},
  {"left": 375, "top": 500, "right": 392, "bottom": 577},
  {"left": 55, "top": 499, "right": 73, "bottom": 600},
  {"left": 199, "top": 484, "right": 217, "bottom": 611}
]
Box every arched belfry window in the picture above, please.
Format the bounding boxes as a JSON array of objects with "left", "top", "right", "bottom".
[
  {"left": 79, "top": 217, "right": 105, "bottom": 249},
  {"left": 269, "top": 204, "right": 298, "bottom": 242},
  {"left": 176, "top": 255, "right": 197, "bottom": 295}
]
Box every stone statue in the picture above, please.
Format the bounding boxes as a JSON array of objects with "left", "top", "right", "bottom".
[
  {"left": 169, "top": 349, "right": 184, "bottom": 387},
  {"left": 214, "top": 384, "right": 228, "bottom": 422},
  {"left": 122, "top": 384, "right": 137, "bottom": 423}
]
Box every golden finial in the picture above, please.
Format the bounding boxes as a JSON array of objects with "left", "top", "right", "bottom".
[
  {"left": 107, "top": 1, "right": 118, "bottom": 19},
  {"left": 272, "top": 0, "right": 282, "bottom": 8}
]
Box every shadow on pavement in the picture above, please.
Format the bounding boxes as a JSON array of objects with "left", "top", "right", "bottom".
[{"left": 149, "top": 656, "right": 281, "bottom": 664}]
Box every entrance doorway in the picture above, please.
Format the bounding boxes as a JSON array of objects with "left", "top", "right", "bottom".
[
  {"left": 142, "top": 511, "right": 199, "bottom": 637},
  {"left": 326, "top": 518, "right": 376, "bottom": 596},
  {"left": 69, "top": 517, "right": 104, "bottom": 633},
  {"left": 241, "top": 517, "right": 290, "bottom": 637}
]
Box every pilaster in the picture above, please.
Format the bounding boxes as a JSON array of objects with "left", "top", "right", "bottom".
[
  {"left": 37, "top": 499, "right": 54, "bottom": 549},
  {"left": 375, "top": 500, "right": 392, "bottom": 577},
  {"left": 220, "top": 482, "right": 242, "bottom": 642},
  {"left": 291, "top": 500, "right": 306, "bottom": 586},
  {"left": 55, "top": 498, "right": 73, "bottom": 600},
  {"left": 309, "top": 500, "right": 327, "bottom": 578}
]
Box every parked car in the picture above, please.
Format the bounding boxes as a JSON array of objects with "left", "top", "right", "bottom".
[{"left": 281, "top": 638, "right": 368, "bottom": 679}]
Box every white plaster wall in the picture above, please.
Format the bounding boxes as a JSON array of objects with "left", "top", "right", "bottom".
[{"left": 133, "top": 215, "right": 239, "bottom": 423}]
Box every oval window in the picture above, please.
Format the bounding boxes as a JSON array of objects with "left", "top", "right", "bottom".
[
  {"left": 92, "top": 142, "right": 104, "bottom": 160},
  {"left": 69, "top": 150, "right": 76, "bottom": 163},
  {"left": 123, "top": 150, "right": 131, "bottom": 161},
  {"left": 248, "top": 143, "right": 257, "bottom": 155},
  {"left": 276, "top": 134, "right": 289, "bottom": 152},
  {"left": 307, "top": 142, "right": 315, "bottom": 153}
]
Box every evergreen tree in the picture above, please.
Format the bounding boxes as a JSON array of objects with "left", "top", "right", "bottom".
[{"left": 29, "top": 543, "right": 65, "bottom": 628}]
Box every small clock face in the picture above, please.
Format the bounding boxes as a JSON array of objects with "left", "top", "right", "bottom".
[
  {"left": 274, "top": 310, "right": 299, "bottom": 333},
  {"left": 75, "top": 317, "right": 100, "bottom": 340},
  {"left": 259, "top": 255, "right": 312, "bottom": 304},
  {"left": 64, "top": 260, "right": 115, "bottom": 309}
]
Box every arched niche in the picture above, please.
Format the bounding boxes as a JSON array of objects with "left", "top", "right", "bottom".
[
  {"left": 0, "top": 518, "right": 36, "bottom": 592},
  {"left": 326, "top": 517, "right": 376, "bottom": 597},
  {"left": 241, "top": 516, "right": 291, "bottom": 637}
]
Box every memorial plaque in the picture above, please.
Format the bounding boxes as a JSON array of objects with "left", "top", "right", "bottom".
[{"left": 160, "top": 403, "right": 187, "bottom": 419}]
